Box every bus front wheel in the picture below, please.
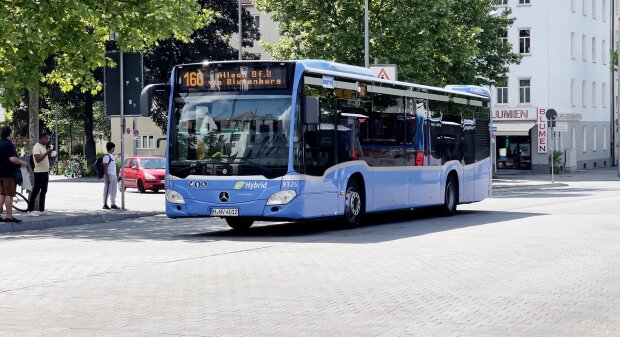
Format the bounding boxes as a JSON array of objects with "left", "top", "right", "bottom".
[
  {"left": 344, "top": 178, "right": 364, "bottom": 227},
  {"left": 226, "top": 218, "right": 254, "bottom": 231},
  {"left": 442, "top": 174, "right": 458, "bottom": 216}
]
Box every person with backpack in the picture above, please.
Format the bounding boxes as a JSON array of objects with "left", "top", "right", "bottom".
[
  {"left": 27, "top": 132, "right": 55, "bottom": 215},
  {"left": 101, "top": 142, "right": 119, "bottom": 210},
  {"left": 0, "top": 127, "right": 27, "bottom": 222}
]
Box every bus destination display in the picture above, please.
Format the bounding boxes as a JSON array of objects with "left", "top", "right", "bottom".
[{"left": 178, "top": 65, "right": 289, "bottom": 92}]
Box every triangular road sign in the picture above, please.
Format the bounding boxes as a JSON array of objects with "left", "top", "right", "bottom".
[{"left": 377, "top": 68, "right": 390, "bottom": 80}]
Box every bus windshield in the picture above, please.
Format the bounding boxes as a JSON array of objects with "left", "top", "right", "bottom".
[{"left": 169, "top": 93, "right": 292, "bottom": 179}]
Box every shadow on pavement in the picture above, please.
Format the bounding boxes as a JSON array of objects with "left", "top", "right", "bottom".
[{"left": 0, "top": 209, "right": 543, "bottom": 244}]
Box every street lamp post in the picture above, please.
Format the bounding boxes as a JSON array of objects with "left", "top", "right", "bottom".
[
  {"left": 239, "top": 0, "right": 242, "bottom": 60},
  {"left": 364, "top": 0, "right": 369, "bottom": 68}
]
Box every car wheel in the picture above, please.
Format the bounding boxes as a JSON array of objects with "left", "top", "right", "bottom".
[
  {"left": 137, "top": 179, "right": 146, "bottom": 193},
  {"left": 226, "top": 218, "right": 254, "bottom": 231},
  {"left": 343, "top": 178, "right": 364, "bottom": 227}
]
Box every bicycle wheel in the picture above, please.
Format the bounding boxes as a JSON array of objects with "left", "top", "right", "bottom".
[{"left": 13, "top": 192, "right": 29, "bottom": 212}]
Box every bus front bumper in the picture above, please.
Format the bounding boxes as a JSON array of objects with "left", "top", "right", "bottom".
[{"left": 165, "top": 191, "right": 339, "bottom": 220}]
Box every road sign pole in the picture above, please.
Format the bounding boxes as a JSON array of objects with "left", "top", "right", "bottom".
[
  {"left": 120, "top": 50, "right": 126, "bottom": 210},
  {"left": 551, "top": 125, "right": 554, "bottom": 184}
]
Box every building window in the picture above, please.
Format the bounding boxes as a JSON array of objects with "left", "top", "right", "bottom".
[
  {"left": 496, "top": 0, "right": 508, "bottom": 6},
  {"left": 139, "top": 135, "right": 155, "bottom": 149},
  {"left": 500, "top": 29, "right": 508, "bottom": 45},
  {"left": 603, "top": 126, "right": 607, "bottom": 150},
  {"left": 582, "top": 34, "right": 587, "bottom": 61},
  {"left": 592, "top": 81, "right": 597, "bottom": 107},
  {"left": 583, "top": 0, "right": 587, "bottom": 15},
  {"left": 593, "top": 126, "right": 597, "bottom": 151},
  {"left": 518, "top": 0, "right": 530, "bottom": 4},
  {"left": 592, "top": 37, "right": 597, "bottom": 62},
  {"left": 571, "top": 79, "right": 576, "bottom": 106},
  {"left": 602, "top": 40, "right": 607, "bottom": 64},
  {"left": 519, "top": 29, "right": 531, "bottom": 54},
  {"left": 592, "top": 0, "right": 597, "bottom": 19},
  {"left": 603, "top": 0, "right": 607, "bottom": 21},
  {"left": 572, "top": 127, "right": 576, "bottom": 149},
  {"left": 497, "top": 80, "right": 508, "bottom": 104},
  {"left": 583, "top": 126, "right": 587, "bottom": 152},
  {"left": 603, "top": 82, "right": 607, "bottom": 107},
  {"left": 582, "top": 81, "right": 586, "bottom": 107},
  {"left": 572, "top": 0, "right": 576, "bottom": 12},
  {"left": 252, "top": 15, "right": 261, "bottom": 30},
  {"left": 519, "top": 79, "right": 531, "bottom": 103}
]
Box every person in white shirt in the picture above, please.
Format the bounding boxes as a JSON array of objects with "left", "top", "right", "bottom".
[
  {"left": 28, "top": 132, "right": 54, "bottom": 215},
  {"left": 102, "top": 142, "right": 119, "bottom": 210}
]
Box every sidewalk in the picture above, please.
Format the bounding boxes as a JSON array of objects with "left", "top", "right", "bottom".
[
  {"left": 1, "top": 175, "right": 165, "bottom": 234},
  {"left": 492, "top": 166, "right": 620, "bottom": 190}
]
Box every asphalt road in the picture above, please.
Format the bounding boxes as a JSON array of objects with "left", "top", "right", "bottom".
[{"left": 1, "top": 177, "right": 619, "bottom": 336}]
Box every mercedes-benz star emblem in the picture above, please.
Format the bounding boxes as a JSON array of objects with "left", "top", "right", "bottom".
[
  {"left": 222, "top": 168, "right": 228, "bottom": 175},
  {"left": 219, "top": 192, "right": 229, "bottom": 203}
]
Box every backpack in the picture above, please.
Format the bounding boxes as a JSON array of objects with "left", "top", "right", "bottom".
[{"left": 95, "top": 154, "right": 111, "bottom": 179}]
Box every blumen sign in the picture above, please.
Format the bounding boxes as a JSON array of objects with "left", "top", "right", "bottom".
[
  {"left": 493, "top": 107, "right": 537, "bottom": 120},
  {"left": 537, "top": 108, "right": 547, "bottom": 153}
]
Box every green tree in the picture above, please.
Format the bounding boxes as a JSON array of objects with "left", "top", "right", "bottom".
[
  {"left": 254, "top": 0, "right": 520, "bottom": 86},
  {"left": 0, "top": 1, "right": 214, "bottom": 144},
  {"left": 144, "top": 0, "right": 261, "bottom": 133}
]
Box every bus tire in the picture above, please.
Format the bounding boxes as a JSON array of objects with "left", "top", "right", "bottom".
[
  {"left": 442, "top": 174, "right": 458, "bottom": 216},
  {"left": 344, "top": 178, "right": 364, "bottom": 227},
  {"left": 226, "top": 218, "right": 254, "bottom": 231}
]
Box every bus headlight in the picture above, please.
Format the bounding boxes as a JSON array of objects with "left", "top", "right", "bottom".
[
  {"left": 266, "top": 190, "right": 297, "bottom": 206},
  {"left": 166, "top": 190, "right": 185, "bottom": 204}
]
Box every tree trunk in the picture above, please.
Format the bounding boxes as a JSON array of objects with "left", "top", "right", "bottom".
[
  {"left": 28, "top": 88, "right": 39, "bottom": 147},
  {"left": 83, "top": 92, "right": 97, "bottom": 172}
]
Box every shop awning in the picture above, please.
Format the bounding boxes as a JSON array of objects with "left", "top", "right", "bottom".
[{"left": 494, "top": 122, "right": 535, "bottom": 136}]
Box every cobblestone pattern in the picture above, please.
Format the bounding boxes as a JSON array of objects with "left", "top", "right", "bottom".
[{"left": 0, "top": 181, "right": 619, "bottom": 336}]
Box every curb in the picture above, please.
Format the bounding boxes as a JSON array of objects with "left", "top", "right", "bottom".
[
  {"left": 492, "top": 183, "right": 569, "bottom": 191},
  {"left": 0, "top": 211, "right": 162, "bottom": 234}
]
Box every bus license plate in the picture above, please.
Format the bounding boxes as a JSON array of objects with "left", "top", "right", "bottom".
[{"left": 211, "top": 208, "right": 239, "bottom": 217}]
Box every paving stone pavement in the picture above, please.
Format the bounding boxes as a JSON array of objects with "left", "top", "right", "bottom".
[{"left": 0, "top": 176, "right": 619, "bottom": 336}]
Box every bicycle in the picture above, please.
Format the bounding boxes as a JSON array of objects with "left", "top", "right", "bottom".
[{"left": 64, "top": 159, "right": 84, "bottom": 178}]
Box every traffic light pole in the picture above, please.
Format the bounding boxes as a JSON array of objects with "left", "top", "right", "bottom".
[{"left": 120, "top": 50, "right": 126, "bottom": 210}]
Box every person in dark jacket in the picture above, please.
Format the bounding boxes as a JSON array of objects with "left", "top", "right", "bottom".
[{"left": 0, "top": 127, "right": 27, "bottom": 222}]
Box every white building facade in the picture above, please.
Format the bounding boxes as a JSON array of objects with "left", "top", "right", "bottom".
[{"left": 493, "top": 0, "right": 614, "bottom": 173}]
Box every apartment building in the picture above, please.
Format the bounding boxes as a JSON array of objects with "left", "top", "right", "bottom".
[{"left": 493, "top": 0, "right": 613, "bottom": 173}]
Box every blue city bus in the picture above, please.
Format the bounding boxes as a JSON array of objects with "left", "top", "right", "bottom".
[{"left": 141, "top": 60, "right": 492, "bottom": 230}]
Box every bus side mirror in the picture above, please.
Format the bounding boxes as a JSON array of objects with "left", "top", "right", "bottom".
[
  {"left": 304, "top": 96, "right": 319, "bottom": 124},
  {"left": 156, "top": 137, "right": 167, "bottom": 148},
  {"left": 140, "top": 83, "right": 169, "bottom": 117}
]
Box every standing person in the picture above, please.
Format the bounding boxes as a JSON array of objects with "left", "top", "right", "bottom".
[
  {"left": 27, "top": 132, "right": 54, "bottom": 215},
  {"left": 102, "top": 142, "right": 119, "bottom": 210},
  {"left": 0, "top": 127, "right": 27, "bottom": 222}
]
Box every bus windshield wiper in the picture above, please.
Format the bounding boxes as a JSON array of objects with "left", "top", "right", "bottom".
[
  {"left": 228, "top": 158, "right": 273, "bottom": 174},
  {"left": 172, "top": 161, "right": 211, "bottom": 173}
]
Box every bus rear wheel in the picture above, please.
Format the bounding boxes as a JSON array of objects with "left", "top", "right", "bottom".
[
  {"left": 442, "top": 174, "right": 458, "bottom": 216},
  {"left": 226, "top": 218, "right": 254, "bottom": 231},
  {"left": 344, "top": 178, "right": 364, "bottom": 227}
]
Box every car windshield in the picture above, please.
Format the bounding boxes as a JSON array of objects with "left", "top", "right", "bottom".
[
  {"left": 169, "top": 92, "right": 292, "bottom": 179},
  {"left": 140, "top": 158, "right": 165, "bottom": 169}
]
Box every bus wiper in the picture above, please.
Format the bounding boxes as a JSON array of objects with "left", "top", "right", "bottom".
[
  {"left": 229, "top": 158, "right": 273, "bottom": 174},
  {"left": 172, "top": 162, "right": 211, "bottom": 173}
]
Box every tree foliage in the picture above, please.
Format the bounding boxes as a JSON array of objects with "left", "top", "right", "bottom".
[
  {"left": 254, "top": 0, "right": 520, "bottom": 86},
  {"left": 0, "top": 0, "right": 214, "bottom": 106},
  {"left": 145, "top": 0, "right": 261, "bottom": 133}
]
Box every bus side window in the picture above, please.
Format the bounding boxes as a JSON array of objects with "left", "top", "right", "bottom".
[{"left": 428, "top": 100, "right": 442, "bottom": 160}]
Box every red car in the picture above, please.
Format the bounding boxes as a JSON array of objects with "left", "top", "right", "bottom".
[{"left": 119, "top": 156, "right": 166, "bottom": 193}]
